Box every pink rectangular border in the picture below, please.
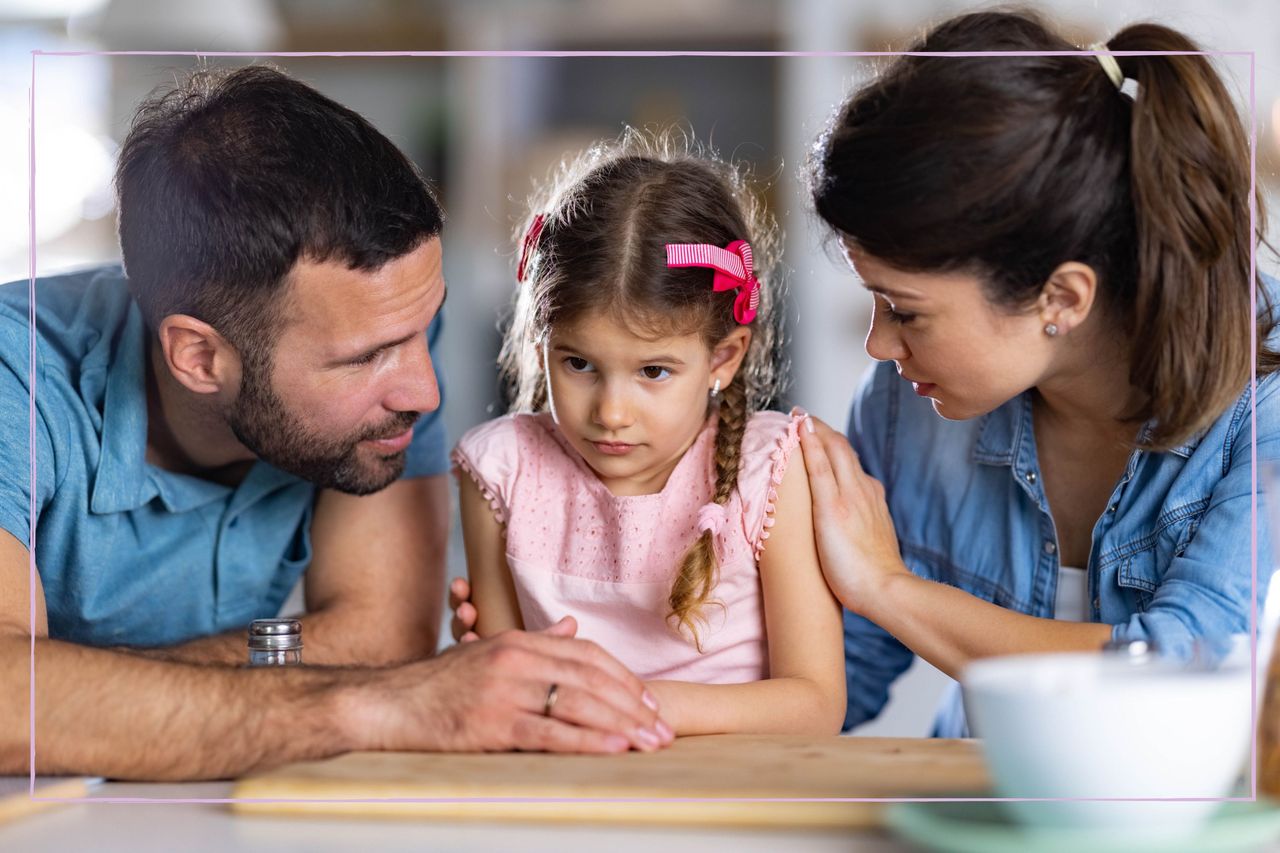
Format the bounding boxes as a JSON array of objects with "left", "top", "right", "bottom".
[{"left": 24, "top": 44, "right": 1264, "bottom": 804}]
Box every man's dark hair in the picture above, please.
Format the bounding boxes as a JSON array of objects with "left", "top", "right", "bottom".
[{"left": 115, "top": 64, "right": 444, "bottom": 362}]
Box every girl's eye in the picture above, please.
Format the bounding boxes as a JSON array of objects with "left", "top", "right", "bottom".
[
  {"left": 565, "top": 356, "right": 593, "bottom": 372},
  {"left": 641, "top": 365, "right": 670, "bottom": 381}
]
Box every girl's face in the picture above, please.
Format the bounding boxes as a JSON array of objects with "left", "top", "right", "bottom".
[
  {"left": 846, "top": 242, "right": 1054, "bottom": 421},
  {"left": 544, "top": 308, "right": 747, "bottom": 497}
]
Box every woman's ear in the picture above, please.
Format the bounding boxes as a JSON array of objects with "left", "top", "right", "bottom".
[
  {"left": 709, "top": 327, "right": 752, "bottom": 390},
  {"left": 1038, "top": 262, "right": 1099, "bottom": 335},
  {"left": 156, "top": 314, "right": 242, "bottom": 397}
]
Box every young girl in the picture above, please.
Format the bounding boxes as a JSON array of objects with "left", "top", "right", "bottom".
[{"left": 452, "top": 134, "right": 846, "bottom": 737}]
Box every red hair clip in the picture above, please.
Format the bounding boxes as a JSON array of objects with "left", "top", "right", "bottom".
[{"left": 516, "top": 214, "right": 546, "bottom": 283}]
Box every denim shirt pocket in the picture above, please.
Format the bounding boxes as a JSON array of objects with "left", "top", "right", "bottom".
[{"left": 1111, "top": 501, "right": 1206, "bottom": 613}]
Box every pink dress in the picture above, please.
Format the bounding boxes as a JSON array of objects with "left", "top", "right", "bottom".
[{"left": 452, "top": 410, "right": 805, "bottom": 684}]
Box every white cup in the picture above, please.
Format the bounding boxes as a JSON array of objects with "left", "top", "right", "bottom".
[{"left": 962, "top": 648, "right": 1252, "bottom": 838}]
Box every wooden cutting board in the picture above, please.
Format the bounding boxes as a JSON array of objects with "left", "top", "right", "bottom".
[{"left": 231, "top": 735, "right": 989, "bottom": 828}]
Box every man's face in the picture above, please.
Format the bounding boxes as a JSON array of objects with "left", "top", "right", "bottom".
[{"left": 228, "top": 238, "right": 446, "bottom": 494}]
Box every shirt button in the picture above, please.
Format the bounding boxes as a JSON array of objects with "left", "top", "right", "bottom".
[
  {"left": 1107, "top": 504, "right": 1118, "bottom": 513},
  {"left": 1093, "top": 597, "right": 1101, "bottom": 611},
  {"left": 1025, "top": 471, "right": 1038, "bottom": 484},
  {"left": 1043, "top": 541, "right": 1057, "bottom": 555}
]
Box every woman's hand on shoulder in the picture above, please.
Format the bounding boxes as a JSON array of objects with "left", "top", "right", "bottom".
[{"left": 794, "top": 410, "right": 911, "bottom": 617}]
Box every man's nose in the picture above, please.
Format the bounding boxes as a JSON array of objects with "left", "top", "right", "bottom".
[{"left": 385, "top": 334, "right": 440, "bottom": 414}]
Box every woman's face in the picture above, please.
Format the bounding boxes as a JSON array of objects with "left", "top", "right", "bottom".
[{"left": 845, "top": 241, "right": 1053, "bottom": 421}]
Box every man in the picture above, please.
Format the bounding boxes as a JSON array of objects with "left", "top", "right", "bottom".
[{"left": 1, "top": 65, "right": 669, "bottom": 781}]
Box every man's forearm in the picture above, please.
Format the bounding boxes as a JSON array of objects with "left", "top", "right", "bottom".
[
  {"left": 126, "top": 603, "right": 431, "bottom": 667},
  {"left": 2, "top": 635, "right": 361, "bottom": 780}
]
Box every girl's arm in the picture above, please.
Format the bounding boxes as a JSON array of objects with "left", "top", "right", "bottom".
[
  {"left": 797, "top": 416, "right": 1110, "bottom": 679},
  {"left": 457, "top": 474, "right": 524, "bottom": 637},
  {"left": 645, "top": 454, "right": 848, "bottom": 735}
]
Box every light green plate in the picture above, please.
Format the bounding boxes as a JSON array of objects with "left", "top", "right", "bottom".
[{"left": 886, "top": 800, "right": 1280, "bottom": 853}]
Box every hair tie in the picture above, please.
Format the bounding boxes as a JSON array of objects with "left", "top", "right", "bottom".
[
  {"left": 665, "top": 239, "right": 760, "bottom": 324},
  {"left": 696, "top": 502, "right": 729, "bottom": 537},
  {"left": 517, "top": 213, "right": 545, "bottom": 283},
  {"left": 1089, "top": 42, "right": 1124, "bottom": 90}
]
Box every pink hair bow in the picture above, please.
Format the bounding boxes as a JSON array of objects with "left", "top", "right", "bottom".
[{"left": 665, "top": 239, "right": 760, "bottom": 324}]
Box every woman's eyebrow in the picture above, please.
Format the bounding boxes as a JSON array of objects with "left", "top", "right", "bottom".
[{"left": 863, "top": 282, "right": 924, "bottom": 301}]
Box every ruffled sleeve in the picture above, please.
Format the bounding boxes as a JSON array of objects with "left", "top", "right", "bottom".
[
  {"left": 736, "top": 410, "right": 806, "bottom": 560},
  {"left": 450, "top": 415, "right": 523, "bottom": 525}
]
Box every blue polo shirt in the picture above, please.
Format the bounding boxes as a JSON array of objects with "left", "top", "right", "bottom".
[{"left": 0, "top": 266, "right": 448, "bottom": 648}]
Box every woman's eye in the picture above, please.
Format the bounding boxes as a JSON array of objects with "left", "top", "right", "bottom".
[
  {"left": 641, "top": 365, "right": 671, "bottom": 380},
  {"left": 565, "top": 356, "right": 593, "bottom": 372},
  {"left": 880, "top": 298, "right": 916, "bottom": 325}
]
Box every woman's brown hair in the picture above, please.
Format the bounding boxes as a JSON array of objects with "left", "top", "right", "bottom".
[
  {"left": 808, "top": 10, "right": 1274, "bottom": 449},
  {"left": 500, "top": 129, "right": 786, "bottom": 648}
]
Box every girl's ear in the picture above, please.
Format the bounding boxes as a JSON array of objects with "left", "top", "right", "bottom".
[{"left": 709, "top": 327, "right": 752, "bottom": 389}]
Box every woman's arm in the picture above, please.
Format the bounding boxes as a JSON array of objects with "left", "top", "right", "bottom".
[
  {"left": 645, "top": 454, "right": 848, "bottom": 735},
  {"left": 457, "top": 473, "right": 524, "bottom": 637},
  {"left": 797, "top": 415, "right": 1109, "bottom": 680}
]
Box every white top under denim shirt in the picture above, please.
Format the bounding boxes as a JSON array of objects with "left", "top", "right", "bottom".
[{"left": 842, "top": 273, "right": 1280, "bottom": 737}]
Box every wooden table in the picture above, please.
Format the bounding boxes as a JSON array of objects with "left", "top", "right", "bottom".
[
  {"left": 231, "top": 735, "right": 989, "bottom": 828},
  {"left": 0, "top": 736, "right": 985, "bottom": 851}
]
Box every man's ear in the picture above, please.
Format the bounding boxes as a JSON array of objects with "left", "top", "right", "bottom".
[
  {"left": 709, "top": 326, "right": 752, "bottom": 391},
  {"left": 156, "top": 314, "right": 242, "bottom": 396}
]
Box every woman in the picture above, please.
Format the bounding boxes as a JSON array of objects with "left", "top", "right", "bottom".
[{"left": 798, "top": 10, "right": 1277, "bottom": 735}]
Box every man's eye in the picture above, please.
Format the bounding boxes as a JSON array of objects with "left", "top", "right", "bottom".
[
  {"left": 565, "top": 356, "right": 592, "bottom": 372},
  {"left": 641, "top": 366, "right": 671, "bottom": 380},
  {"left": 349, "top": 350, "right": 380, "bottom": 366}
]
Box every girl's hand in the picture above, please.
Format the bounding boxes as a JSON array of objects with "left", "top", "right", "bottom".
[
  {"left": 794, "top": 411, "right": 911, "bottom": 617},
  {"left": 449, "top": 577, "right": 480, "bottom": 643}
]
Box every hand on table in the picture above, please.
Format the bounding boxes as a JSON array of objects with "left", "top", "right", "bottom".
[
  {"left": 793, "top": 410, "right": 912, "bottom": 617},
  {"left": 353, "top": 619, "right": 674, "bottom": 754}
]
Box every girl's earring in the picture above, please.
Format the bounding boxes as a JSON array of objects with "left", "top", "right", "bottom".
[
  {"left": 1044, "top": 323, "right": 1059, "bottom": 338},
  {"left": 710, "top": 378, "right": 721, "bottom": 399}
]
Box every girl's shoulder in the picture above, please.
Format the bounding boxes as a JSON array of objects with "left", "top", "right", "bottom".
[
  {"left": 452, "top": 412, "right": 569, "bottom": 524},
  {"left": 728, "top": 410, "right": 808, "bottom": 561},
  {"left": 739, "top": 409, "right": 806, "bottom": 464},
  {"left": 454, "top": 410, "right": 559, "bottom": 455}
]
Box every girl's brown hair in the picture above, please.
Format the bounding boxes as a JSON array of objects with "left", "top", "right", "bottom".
[
  {"left": 808, "top": 10, "right": 1274, "bottom": 449},
  {"left": 500, "top": 129, "right": 786, "bottom": 648}
]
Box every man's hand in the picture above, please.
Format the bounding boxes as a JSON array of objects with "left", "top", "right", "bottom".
[
  {"left": 348, "top": 620, "right": 675, "bottom": 753},
  {"left": 449, "top": 577, "right": 480, "bottom": 643}
]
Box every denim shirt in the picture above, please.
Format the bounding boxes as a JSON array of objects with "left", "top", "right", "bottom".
[{"left": 842, "top": 282, "right": 1279, "bottom": 736}]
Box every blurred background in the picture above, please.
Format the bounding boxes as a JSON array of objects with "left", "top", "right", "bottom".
[{"left": 2, "top": 0, "right": 1277, "bottom": 736}]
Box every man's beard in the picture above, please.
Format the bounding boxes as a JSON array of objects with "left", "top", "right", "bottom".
[{"left": 228, "top": 359, "right": 419, "bottom": 496}]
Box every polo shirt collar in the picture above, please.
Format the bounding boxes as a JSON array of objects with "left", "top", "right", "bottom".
[{"left": 89, "top": 303, "right": 236, "bottom": 515}]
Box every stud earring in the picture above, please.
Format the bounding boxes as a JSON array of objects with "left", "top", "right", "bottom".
[
  {"left": 710, "top": 378, "right": 721, "bottom": 399},
  {"left": 1044, "top": 323, "right": 1059, "bottom": 337}
]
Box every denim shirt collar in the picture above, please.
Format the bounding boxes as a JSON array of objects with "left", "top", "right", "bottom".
[
  {"left": 90, "top": 300, "right": 299, "bottom": 515},
  {"left": 972, "top": 390, "right": 1207, "bottom": 470},
  {"left": 972, "top": 391, "right": 1031, "bottom": 467}
]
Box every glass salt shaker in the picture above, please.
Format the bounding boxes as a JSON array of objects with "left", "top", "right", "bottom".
[{"left": 247, "top": 618, "right": 302, "bottom": 666}]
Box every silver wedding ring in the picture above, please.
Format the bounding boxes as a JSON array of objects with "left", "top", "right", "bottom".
[{"left": 543, "top": 682, "right": 560, "bottom": 717}]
